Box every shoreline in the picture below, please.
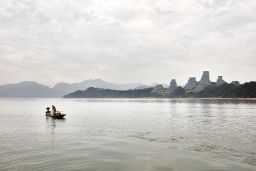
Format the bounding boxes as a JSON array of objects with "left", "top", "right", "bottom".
[
  {"left": 0, "top": 97, "right": 256, "bottom": 100},
  {"left": 64, "top": 97, "right": 256, "bottom": 100}
]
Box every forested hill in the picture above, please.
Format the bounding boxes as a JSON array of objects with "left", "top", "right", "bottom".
[
  {"left": 64, "top": 87, "right": 154, "bottom": 98},
  {"left": 195, "top": 82, "right": 256, "bottom": 98},
  {"left": 64, "top": 82, "right": 256, "bottom": 98}
]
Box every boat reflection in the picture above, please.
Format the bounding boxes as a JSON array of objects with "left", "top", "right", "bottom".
[{"left": 45, "top": 117, "right": 66, "bottom": 145}]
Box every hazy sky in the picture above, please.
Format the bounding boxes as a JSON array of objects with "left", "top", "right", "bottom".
[{"left": 0, "top": 0, "right": 255, "bottom": 86}]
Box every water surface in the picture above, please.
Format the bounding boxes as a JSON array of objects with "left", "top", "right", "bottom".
[{"left": 0, "top": 98, "right": 256, "bottom": 171}]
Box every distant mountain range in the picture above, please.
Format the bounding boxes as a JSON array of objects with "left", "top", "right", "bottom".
[
  {"left": 0, "top": 79, "right": 150, "bottom": 98},
  {"left": 0, "top": 81, "right": 61, "bottom": 98},
  {"left": 52, "top": 79, "right": 146, "bottom": 95}
]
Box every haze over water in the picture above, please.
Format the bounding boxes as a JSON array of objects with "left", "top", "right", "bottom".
[{"left": 0, "top": 98, "right": 256, "bottom": 171}]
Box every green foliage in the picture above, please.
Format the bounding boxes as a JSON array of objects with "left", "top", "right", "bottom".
[
  {"left": 64, "top": 82, "right": 256, "bottom": 98},
  {"left": 170, "top": 86, "right": 185, "bottom": 97},
  {"left": 64, "top": 87, "right": 154, "bottom": 98},
  {"left": 197, "top": 82, "right": 256, "bottom": 98}
]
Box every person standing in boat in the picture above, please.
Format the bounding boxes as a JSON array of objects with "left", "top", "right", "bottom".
[{"left": 51, "top": 105, "right": 56, "bottom": 115}]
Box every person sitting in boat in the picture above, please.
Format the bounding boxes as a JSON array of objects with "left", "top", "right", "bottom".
[
  {"left": 46, "top": 107, "right": 51, "bottom": 116},
  {"left": 51, "top": 105, "right": 56, "bottom": 115}
]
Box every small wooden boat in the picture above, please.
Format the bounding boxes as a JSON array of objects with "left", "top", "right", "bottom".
[
  {"left": 46, "top": 107, "right": 66, "bottom": 119},
  {"left": 48, "top": 113, "right": 66, "bottom": 119}
]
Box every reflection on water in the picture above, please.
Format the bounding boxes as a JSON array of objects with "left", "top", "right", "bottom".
[
  {"left": 45, "top": 116, "right": 66, "bottom": 129},
  {"left": 0, "top": 98, "right": 255, "bottom": 171},
  {"left": 45, "top": 117, "right": 66, "bottom": 145}
]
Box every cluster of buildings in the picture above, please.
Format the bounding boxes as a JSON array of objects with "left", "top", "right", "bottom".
[
  {"left": 183, "top": 71, "right": 226, "bottom": 93},
  {"left": 152, "top": 71, "right": 240, "bottom": 96}
]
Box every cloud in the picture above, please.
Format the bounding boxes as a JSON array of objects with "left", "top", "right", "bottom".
[{"left": 0, "top": 0, "right": 255, "bottom": 86}]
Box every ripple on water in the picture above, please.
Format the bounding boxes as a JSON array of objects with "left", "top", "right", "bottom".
[{"left": 0, "top": 98, "right": 256, "bottom": 170}]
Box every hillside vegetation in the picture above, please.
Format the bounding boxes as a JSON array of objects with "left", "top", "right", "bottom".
[
  {"left": 196, "top": 82, "right": 256, "bottom": 98},
  {"left": 64, "top": 82, "right": 256, "bottom": 98},
  {"left": 64, "top": 87, "right": 154, "bottom": 98}
]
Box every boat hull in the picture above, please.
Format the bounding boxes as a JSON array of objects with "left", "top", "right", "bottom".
[
  {"left": 46, "top": 112, "right": 66, "bottom": 119},
  {"left": 48, "top": 114, "right": 66, "bottom": 119}
]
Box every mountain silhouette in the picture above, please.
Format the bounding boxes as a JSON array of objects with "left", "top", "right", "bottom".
[{"left": 0, "top": 79, "right": 146, "bottom": 98}]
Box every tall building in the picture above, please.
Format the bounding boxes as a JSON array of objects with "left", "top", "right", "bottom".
[
  {"left": 216, "top": 76, "right": 226, "bottom": 86},
  {"left": 194, "top": 71, "right": 211, "bottom": 93},
  {"left": 231, "top": 81, "right": 240, "bottom": 86},
  {"left": 166, "top": 79, "right": 178, "bottom": 94},
  {"left": 199, "top": 71, "right": 211, "bottom": 86},
  {"left": 184, "top": 77, "right": 197, "bottom": 93}
]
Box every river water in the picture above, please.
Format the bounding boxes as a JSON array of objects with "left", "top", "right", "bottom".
[{"left": 0, "top": 98, "right": 256, "bottom": 171}]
